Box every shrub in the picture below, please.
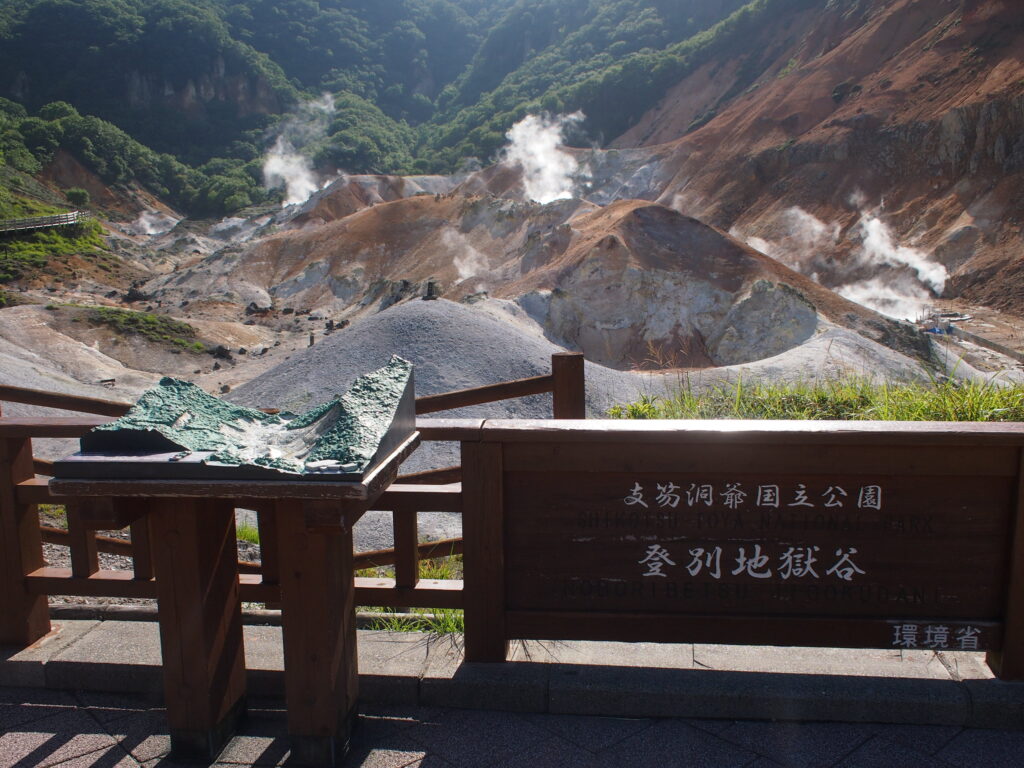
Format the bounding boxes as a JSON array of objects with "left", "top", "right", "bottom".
[
  {"left": 84, "top": 306, "right": 205, "bottom": 352},
  {"left": 64, "top": 187, "right": 89, "bottom": 206}
]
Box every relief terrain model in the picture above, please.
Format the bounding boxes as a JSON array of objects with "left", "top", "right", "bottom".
[{"left": 55, "top": 356, "right": 415, "bottom": 480}]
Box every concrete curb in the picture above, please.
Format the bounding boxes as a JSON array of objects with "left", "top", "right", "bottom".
[{"left": 3, "top": 620, "right": 1023, "bottom": 730}]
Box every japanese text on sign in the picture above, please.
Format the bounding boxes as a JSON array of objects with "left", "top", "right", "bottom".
[
  {"left": 639, "top": 543, "right": 867, "bottom": 581},
  {"left": 629, "top": 481, "right": 876, "bottom": 581},
  {"left": 891, "top": 623, "right": 980, "bottom": 650},
  {"left": 625, "top": 482, "right": 883, "bottom": 511}
]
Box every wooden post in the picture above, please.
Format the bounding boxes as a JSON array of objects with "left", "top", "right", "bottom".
[
  {"left": 275, "top": 500, "right": 358, "bottom": 766},
  {"left": 148, "top": 499, "right": 247, "bottom": 759},
  {"left": 256, "top": 504, "right": 281, "bottom": 609},
  {"left": 65, "top": 501, "right": 99, "bottom": 578},
  {"left": 462, "top": 441, "right": 508, "bottom": 661},
  {"left": 0, "top": 437, "right": 50, "bottom": 645},
  {"left": 988, "top": 449, "right": 1024, "bottom": 680},
  {"left": 393, "top": 509, "right": 420, "bottom": 589},
  {"left": 130, "top": 517, "right": 154, "bottom": 580},
  {"left": 551, "top": 352, "right": 585, "bottom": 419}
]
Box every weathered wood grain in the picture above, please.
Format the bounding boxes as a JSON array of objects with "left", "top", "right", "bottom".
[
  {"left": 987, "top": 449, "right": 1024, "bottom": 680},
  {"left": 552, "top": 352, "right": 586, "bottom": 419},
  {"left": 276, "top": 499, "right": 357, "bottom": 766},
  {"left": 462, "top": 440, "right": 508, "bottom": 662},
  {"left": 0, "top": 385, "right": 130, "bottom": 417},
  {"left": 0, "top": 418, "right": 111, "bottom": 439},
  {"left": 0, "top": 437, "right": 50, "bottom": 645},
  {"left": 506, "top": 611, "right": 1001, "bottom": 650},
  {"left": 148, "top": 498, "right": 246, "bottom": 758},
  {"left": 415, "top": 375, "right": 553, "bottom": 414}
]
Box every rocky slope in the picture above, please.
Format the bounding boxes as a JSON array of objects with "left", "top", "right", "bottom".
[
  {"left": 226, "top": 298, "right": 936, "bottom": 469},
  {"left": 609, "top": 0, "right": 1024, "bottom": 315},
  {"left": 139, "top": 187, "right": 930, "bottom": 372}
]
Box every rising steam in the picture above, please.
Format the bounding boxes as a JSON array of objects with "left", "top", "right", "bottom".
[
  {"left": 443, "top": 228, "right": 489, "bottom": 290},
  {"left": 129, "top": 210, "right": 179, "bottom": 236},
  {"left": 502, "top": 113, "right": 585, "bottom": 204},
  {"left": 836, "top": 277, "right": 932, "bottom": 321},
  {"left": 263, "top": 137, "right": 319, "bottom": 206},
  {"left": 263, "top": 94, "right": 336, "bottom": 207},
  {"left": 732, "top": 208, "right": 839, "bottom": 277},
  {"left": 856, "top": 215, "right": 946, "bottom": 293},
  {"left": 736, "top": 203, "right": 948, "bottom": 321},
  {"left": 836, "top": 214, "right": 947, "bottom": 321}
]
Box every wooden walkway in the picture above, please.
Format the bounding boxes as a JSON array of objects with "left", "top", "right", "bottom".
[{"left": 0, "top": 210, "right": 90, "bottom": 235}]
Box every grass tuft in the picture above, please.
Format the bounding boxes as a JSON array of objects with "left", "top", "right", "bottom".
[
  {"left": 359, "top": 552, "right": 465, "bottom": 635},
  {"left": 236, "top": 522, "right": 260, "bottom": 545},
  {"left": 608, "top": 377, "right": 1024, "bottom": 422},
  {"left": 37, "top": 504, "right": 67, "bottom": 525}
]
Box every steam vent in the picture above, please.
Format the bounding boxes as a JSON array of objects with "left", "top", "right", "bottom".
[{"left": 55, "top": 356, "right": 415, "bottom": 481}]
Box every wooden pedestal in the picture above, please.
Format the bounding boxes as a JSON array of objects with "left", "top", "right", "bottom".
[
  {"left": 0, "top": 437, "right": 50, "bottom": 646},
  {"left": 149, "top": 498, "right": 247, "bottom": 758},
  {"left": 276, "top": 499, "right": 359, "bottom": 766}
]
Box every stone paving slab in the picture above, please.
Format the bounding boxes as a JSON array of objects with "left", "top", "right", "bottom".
[
  {"left": 359, "top": 631, "right": 432, "bottom": 706},
  {"left": 239, "top": 625, "right": 285, "bottom": 698},
  {"left": 46, "top": 621, "right": 163, "bottom": 694},
  {"left": 3, "top": 689, "right": 1024, "bottom": 768},
  {"left": 0, "top": 621, "right": 99, "bottom": 688},
  {"left": 510, "top": 639, "right": 694, "bottom": 668},
  {"left": 963, "top": 678, "right": 1024, "bottom": 730},
  {"left": 547, "top": 662, "right": 971, "bottom": 725},
  {"left": 0, "top": 687, "right": 79, "bottom": 733},
  {"left": 0, "top": 706, "right": 120, "bottom": 767},
  {"left": 720, "top": 720, "right": 876, "bottom": 766},
  {"left": 421, "top": 638, "right": 549, "bottom": 712},
  {"left": 692, "top": 644, "right": 955, "bottom": 679},
  {"left": 3, "top": 619, "right": 1024, "bottom": 732}
]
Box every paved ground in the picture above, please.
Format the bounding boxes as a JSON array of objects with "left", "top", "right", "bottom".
[
  {"left": 5, "top": 621, "right": 1024, "bottom": 767},
  {"left": 4, "top": 685, "right": 1024, "bottom": 768}
]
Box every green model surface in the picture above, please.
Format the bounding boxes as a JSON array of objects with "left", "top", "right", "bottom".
[{"left": 83, "top": 356, "right": 413, "bottom": 476}]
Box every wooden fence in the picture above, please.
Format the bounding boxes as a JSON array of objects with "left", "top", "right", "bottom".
[
  {"left": 0, "top": 210, "right": 91, "bottom": 235},
  {"left": 0, "top": 351, "right": 584, "bottom": 625}
]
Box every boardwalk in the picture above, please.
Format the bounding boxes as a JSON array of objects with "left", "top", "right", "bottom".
[{"left": 0, "top": 210, "right": 90, "bottom": 235}]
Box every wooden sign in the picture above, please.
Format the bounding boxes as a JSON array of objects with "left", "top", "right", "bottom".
[{"left": 461, "top": 421, "right": 1024, "bottom": 670}]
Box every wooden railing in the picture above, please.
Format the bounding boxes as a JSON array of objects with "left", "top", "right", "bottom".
[
  {"left": 0, "top": 210, "right": 91, "bottom": 235},
  {"left": 0, "top": 351, "right": 585, "bottom": 620},
  {"left": 0, "top": 384, "right": 136, "bottom": 417}
]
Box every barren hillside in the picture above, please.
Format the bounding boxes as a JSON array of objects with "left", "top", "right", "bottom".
[
  {"left": 611, "top": 0, "right": 1024, "bottom": 314},
  {"left": 140, "top": 188, "right": 931, "bottom": 372}
]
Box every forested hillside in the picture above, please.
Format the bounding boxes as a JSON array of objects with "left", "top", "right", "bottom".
[
  {"left": 422, "top": 0, "right": 808, "bottom": 168},
  {"left": 0, "top": 0, "right": 794, "bottom": 215}
]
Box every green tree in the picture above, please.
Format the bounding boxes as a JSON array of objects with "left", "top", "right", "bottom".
[
  {"left": 65, "top": 187, "right": 90, "bottom": 206},
  {"left": 19, "top": 117, "right": 63, "bottom": 164}
]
